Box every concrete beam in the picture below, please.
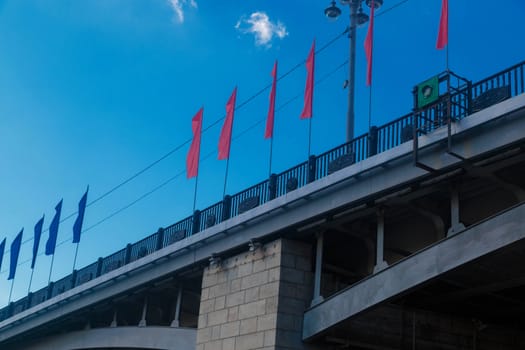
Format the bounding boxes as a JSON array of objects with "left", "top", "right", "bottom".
[{"left": 303, "top": 202, "right": 525, "bottom": 340}]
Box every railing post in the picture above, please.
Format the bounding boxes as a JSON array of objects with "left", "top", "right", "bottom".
[
  {"left": 96, "top": 257, "right": 104, "bottom": 277},
  {"left": 71, "top": 270, "right": 78, "bottom": 288},
  {"left": 27, "top": 292, "right": 33, "bottom": 309},
  {"left": 222, "top": 195, "right": 232, "bottom": 221},
  {"left": 47, "top": 282, "right": 54, "bottom": 300},
  {"left": 467, "top": 80, "right": 473, "bottom": 116},
  {"left": 307, "top": 155, "right": 316, "bottom": 183},
  {"left": 124, "top": 244, "right": 132, "bottom": 264},
  {"left": 156, "top": 227, "right": 165, "bottom": 251},
  {"left": 7, "top": 302, "right": 13, "bottom": 318},
  {"left": 192, "top": 210, "right": 201, "bottom": 236},
  {"left": 368, "top": 126, "right": 378, "bottom": 157},
  {"left": 268, "top": 174, "right": 277, "bottom": 200}
]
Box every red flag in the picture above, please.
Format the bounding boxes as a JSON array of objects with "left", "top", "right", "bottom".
[
  {"left": 300, "top": 40, "right": 315, "bottom": 119},
  {"left": 218, "top": 87, "right": 237, "bottom": 160},
  {"left": 265, "top": 61, "right": 278, "bottom": 139},
  {"left": 364, "top": 0, "right": 375, "bottom": 86},
  {"left": 186, "top": 108, "right": 203, "bottom": 178},
  {"left": 436, "top": 0, "right": 448, "bottom": 49}
]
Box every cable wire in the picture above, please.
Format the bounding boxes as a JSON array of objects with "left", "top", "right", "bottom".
[
  {"left": 1, "top": 0, "right": 411, "bottom": 269},
  {"left": 0, "top": 57, "right": 350, "bottom": 276}
]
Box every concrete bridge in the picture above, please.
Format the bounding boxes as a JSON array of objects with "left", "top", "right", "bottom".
[{"left": 1, "top": 63, "right": 525, "bottom": 350}]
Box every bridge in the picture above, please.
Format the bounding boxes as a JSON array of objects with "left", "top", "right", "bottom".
[{"left": 1, "top": 62, "right": 525, "bottom": 350}]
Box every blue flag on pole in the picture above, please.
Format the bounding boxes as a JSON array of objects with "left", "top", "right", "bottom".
[
  {"left": 73, "top": 187, "right": 88, "bottom": 244},
  {"left": 31, "top": 216, "right": 45, "bottom": 269},
  {"left": 46, "top": 199, "right": 63, "bottom": 256},
  {"left": 8, "top": 229, "right": 23, "bottom": 280},
  {"left": 0, "top": 238, "right": 5, "bottom": 272}
]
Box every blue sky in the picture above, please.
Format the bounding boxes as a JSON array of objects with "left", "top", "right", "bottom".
[{"left": 0, "top": 0, "right": 524, "bottom": 304}]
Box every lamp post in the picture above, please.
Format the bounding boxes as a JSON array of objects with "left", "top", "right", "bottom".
[{"left": 325, "top": 0, "right": 383, "bottom": 142}]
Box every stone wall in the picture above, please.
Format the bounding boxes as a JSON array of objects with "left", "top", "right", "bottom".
[{"left": 196, "top": 238, "right": 314, "bottom": 350}]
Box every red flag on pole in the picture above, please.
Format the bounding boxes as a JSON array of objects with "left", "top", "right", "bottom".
[
  {"left": 300, "top": 41, "right": 315, "bottom": 119},
  {"left": 364, "top": 0, "right": 375, "bottom": 86},
  {"left": 265, "top": 61, "right": 278, "bottom": 139},
  {"left": 186, "top": 108, "right": 203, "bottom": 178},
  {"left": 436, "top": 0, "right": 448, "bottom": 50},
  {"left": 218, "top": 87, "right": 237, "bottom": 160}
]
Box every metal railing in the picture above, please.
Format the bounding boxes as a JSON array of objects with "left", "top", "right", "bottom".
[{"left": 1, "top": 61, "right": 523, "bottom": 323}]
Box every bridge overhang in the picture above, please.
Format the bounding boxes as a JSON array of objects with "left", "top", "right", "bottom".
[{"left": 303, "top": 201, "right": 525, "bottom": 340}]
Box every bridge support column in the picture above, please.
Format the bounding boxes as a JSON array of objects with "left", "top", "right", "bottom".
[
  {"left": 311, "top": 232, "right": 324, "bottom": 306},
  {"left": 197, "top": 238, "right": 318, "bottom": 350},
  {"left": 139, "top": 297, "right": 148, "bottom": 327},
  {"left": 373, "top": 208, "right": 388, "bottom": 273},
  {"left": 447, "top": 184, "right": 466, "bottom": 237},
  {"left": 171, "top": 286, "right": 183, "bottom": 327}
]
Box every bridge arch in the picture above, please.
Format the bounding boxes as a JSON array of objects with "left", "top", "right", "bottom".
[{"left": 19, "top": 326, "right": 196, "bottom": 350}]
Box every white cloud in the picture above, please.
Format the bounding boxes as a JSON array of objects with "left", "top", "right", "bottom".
[
  {"left": 168, "top": 0, "right": 197, "bottom": 23},
  {"left": 235, "top": 12, "right": 288, "bottom": 47}
]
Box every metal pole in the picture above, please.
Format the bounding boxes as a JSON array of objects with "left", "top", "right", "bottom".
[
  {"left": 27, "top": 268, "right": 35, "bottom": 294},
  {"left": 8, "top": 279, "right": 15, "bottom": 304},
  {"left": 346, "top": 0, "right": 359, "bottom": 142}
]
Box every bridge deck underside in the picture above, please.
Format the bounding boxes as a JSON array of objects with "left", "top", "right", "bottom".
[{"left": 304, "top": 204, "right": 525, "bottom": 349}]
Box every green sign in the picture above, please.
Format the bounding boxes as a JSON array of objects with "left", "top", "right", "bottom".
[{"left": 417, "top": 75, "right": 439, "bottom": 109}]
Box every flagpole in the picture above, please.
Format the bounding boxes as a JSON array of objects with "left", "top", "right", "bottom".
[
  {"left": 48, "top": 254, "right": 55, "bottom": 285},
  {"left": 268, "top": 137, "right": 274, "bottom": 177},
  {"left": 27, "top": 268, "right": 35, "bottom": 294},
  {"left": 192, "top": 175, "right": 199, "bottom": 213},
  {"left": 8, "top": 279, "right": 15, "bottom": 304},
  {"left": 446, "top": 1, "right": 449, "bottom": 72},
  {"left": 72, "top": 243, "right": 80, "bottom": 272},
  {"left": 222, "top": 158, "right": 230, "bottom": 198},
  {"left": 307, "top": 118, "right": 313, "bottom": 158},
  {"left": 368, "top": 86, "right": 373, "bottom": 131}
]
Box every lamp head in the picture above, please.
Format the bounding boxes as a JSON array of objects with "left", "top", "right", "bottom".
[
  {"left": 366, "top": 0, "right": 383, "bottom": 9},
  {"left": 325, "top": 1, "right": 342, "bottom": 20},
  {"left": 356, "top": 7, "right": 369, "bottom": 26}
]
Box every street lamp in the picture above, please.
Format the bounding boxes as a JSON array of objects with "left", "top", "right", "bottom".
[{"left": 324, "top": 0, "right": 383, "bottom": 142}]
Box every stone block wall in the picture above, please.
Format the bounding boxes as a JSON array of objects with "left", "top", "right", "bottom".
[{"left": 196, "top": 238, "right": 315, "bottom": 350}]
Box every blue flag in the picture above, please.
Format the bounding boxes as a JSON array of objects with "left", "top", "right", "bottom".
[
  {"left": 31, "top": 216, "right": 45, "bottom": 269},
  {"left": 73, "top": 187, "right": 88, "bottom": 244},
  {"left": 0, "top": 238, "right": 5, "bottom": 272},
  {"left": 45, "top": 199, "right": 63, "bottom": 256},
  {"left": 8, "top": 229, "right": 23, "bottom": 280}
]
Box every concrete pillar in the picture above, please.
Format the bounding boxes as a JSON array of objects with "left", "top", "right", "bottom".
[
  {"left": 110, "top": 310, "right": 117, "bottom": 328},
  {"left": 139, "top": 297, "right": 147, "bottom": 327},
  {"left": 373, "top": 208, "right": 388, "bottom": 273},
  {"left": 171, "top": 286, "right": 183, "bottom": 327},
  {"left": 311, "top": 232, "right": 324, "bottom": 306},
  {"left": 196, "top": 238, "right": 318, "bottom": 350},
  {"left": 447, "top": 185, "right": 466, "bottom": 236}
]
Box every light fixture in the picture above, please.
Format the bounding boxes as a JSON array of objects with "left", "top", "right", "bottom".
[
  {"left": 324, "top": 1, "right": 341, "bottom": 20},
  {"left": 366, "top": 0, "right": 383, "bottom": 9},
  {"left": 356, "top": 6, "right": 369, "bottom": 26},
  {"left": 248, "top": 239, "right": 262, "bottom": 252}
]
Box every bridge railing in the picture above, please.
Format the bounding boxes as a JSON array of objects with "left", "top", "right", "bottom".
[
  {"left": 1, "top": 61, "right": 523, "bottom": 323},
  {"left": 75, "top": 260, "right": 99, "bottom": 286},
  {"left": 315, "top": 133, "right": 369, "bottom": 180},
  {"left": 29, "top": 286, "right": 48, "bottom": 309},
  {"left": 129, "top": 233, "right": 159, "bottom": 263},
  {"left": 275, "top": 161, "right": 309, "bottom": 197},
  {"left": 199, "top": 201, "right": 224, "bottom": 231},
  {"left": 230, "top": 180, "right": 270, "bottom": 217}
]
